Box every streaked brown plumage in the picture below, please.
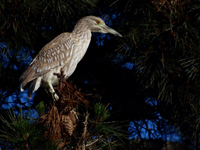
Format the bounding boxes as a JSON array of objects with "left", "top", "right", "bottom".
[{"left": 20, "top": 16, "right": 122, "bottom": 100}]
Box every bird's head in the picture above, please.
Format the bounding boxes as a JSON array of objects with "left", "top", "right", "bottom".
[{"left": 77, "top": 16, "right": 122, "bottom": 37}]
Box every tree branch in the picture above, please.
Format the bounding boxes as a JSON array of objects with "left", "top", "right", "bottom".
[
  {"left": 78, "top": 112, "right": 89, "bottom": 150},
  {"left": 85, "top": 135, "right": 103, "bottom": 148}
]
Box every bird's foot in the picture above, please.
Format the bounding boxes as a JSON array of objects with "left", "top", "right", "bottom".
[
  {"left": 70, "top": 109, "right": 79, "bottom": 121},
  {"left": 53, "top": 92, "right": 59, "bottom": 101}
]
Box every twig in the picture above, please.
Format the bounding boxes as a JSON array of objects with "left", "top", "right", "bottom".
[
  {"left": 54, "top": 68, "right": 65, "bottom": 89},
  {"left": 85, "top": 135, "right": 103, "bottom": 148},
  {"left": 82, "top": 112, "right": 89, "bottom": 150}
]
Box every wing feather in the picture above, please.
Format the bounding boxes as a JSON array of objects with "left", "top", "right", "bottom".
[{"left": 20, "top": 32, "right": 73, "bottom": 90}]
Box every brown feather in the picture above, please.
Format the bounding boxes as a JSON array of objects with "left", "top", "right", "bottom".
[
  {"left": 28, "top": 79, "right": 37, "bottom": 98},
  {"left": 20, "top": 32, "right": 72, "bottom": 92}
]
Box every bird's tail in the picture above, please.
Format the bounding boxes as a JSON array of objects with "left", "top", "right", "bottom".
[
  {"left": 28, "top": 77, "right": 42, "bottom": 99},
  {"left": 20, "top": 67, "right": 35, "bottom": 91}
]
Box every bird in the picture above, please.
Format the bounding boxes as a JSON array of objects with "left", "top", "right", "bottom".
[{"left": 19, "top": 16, "right": 122, "bottom": 100}]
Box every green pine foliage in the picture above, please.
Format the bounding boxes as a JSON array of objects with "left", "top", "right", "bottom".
[
  {"left": 0, "top": 108, "right": 57, "bottom": 150},
  {"left": 0, "top": 102, "right": 126, "bottom": 149},
  {"left": 89, "top": 103, "right": 126, "bottom": 149}
]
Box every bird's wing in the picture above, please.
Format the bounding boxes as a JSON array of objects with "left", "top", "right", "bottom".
[{"left": 20, "top": 32, "right": 73, "bottom": 90}]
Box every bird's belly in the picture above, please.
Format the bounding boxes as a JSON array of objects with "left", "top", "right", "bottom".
[
  {"left": 41, "top": 63, "right": 77, "bottom": 88},
  {"left": 42, "top": 66, "right": 64, "bottom": 87}
]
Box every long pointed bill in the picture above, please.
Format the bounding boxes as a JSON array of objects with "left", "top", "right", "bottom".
[{"left": 102, "top": 25, "right": 122, "bottom": 37}]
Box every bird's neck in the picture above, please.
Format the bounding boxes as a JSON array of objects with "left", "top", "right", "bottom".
[
  {"left": 72, "top": 21, "right": 92, "bottom": 38},
  {"left": 72, "top": 27, "right": 92, "bottom": 42},
  {"left": 67, "top": 26, "right": 92, "bottom": 70}
]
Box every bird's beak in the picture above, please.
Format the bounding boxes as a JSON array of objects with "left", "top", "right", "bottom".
[{"left": 102, "top": 24, "right": 122, "bottom": 37}]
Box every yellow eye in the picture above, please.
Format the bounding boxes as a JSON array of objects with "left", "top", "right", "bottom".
[{"left": 96, "top": 20, "right": 101, "bottom": 24}]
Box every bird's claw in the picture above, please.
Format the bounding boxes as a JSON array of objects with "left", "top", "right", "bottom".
[{"left": 53, "top": 92, "right": 59, "bottom": 101}]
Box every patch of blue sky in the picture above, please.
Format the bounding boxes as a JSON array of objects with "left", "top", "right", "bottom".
[
  {"left": 42, "top": 26, "right": 46, "bottom": 30},
  {"left": 42, "top": 26, "right": 52, "bottom": 31},
  {"left": 1, "top": 95, "right": 16, "bottom": 110},
  {"left": 109, "top": 103, "right": 113, "bottom": 111},
  {"left": 112, "top": 53, "right": 125, "bottom": 64},
  {"left": 106, "top": 19, "right": 113, "bottom": 27},
  {"left": 0, "top": 42, "right": 6, "bottom": 48},
  {"left": 111, "top": 51, "right": 135, "bottom": 70},
  {"left": 157, "top": 113, "right": 162, "bottom": 120},
  {"left": 83, "top": 80, "right": 88, "bottom": 84},
  {"left": 165, "top": 127, "right": 182, "bottom": 142},
  {"left": 112, "top": 14, "right": 117, "bottom": 20},
  {"left": 1, "top": 91, "right": 38, "bottom": 125},
  {"left": 17, "top": 47, "right": 33, "bottom": 65},
  {"left": 128, "top": 119, "right": 181, "bottom": 142},
  {"left": 125, "top": 44, "right": 131, "bottom": 51},
  {"left": 1, "top": 89, "right": 35, "bottom": 110},
  {"left": 83, "top": 78, "right": 97, "bottom": 84},
  {"left": 145, "top": 98, "right": 158, "bottom": 106},
  {"left": 94, "top": 33, "right": 107, "bottom": 47},
  {"left": 144, "top": 99, "right": 163, "bottom": 121},
  {"left": 121, "top": 62, "right": 134, "bottom": 70},
  {"left": 128, "top": 120, "right": 160, "bottom": 140},
  {"left": 0, "top": 51, "right": 35, "bottom": 111},
  {"left": 0, "top": 42, "right": 33, "bottom": 70},
  {"left": 19, "top": 89, "right": 35, "bottom": 106},
  {"left": 113, "top": 45, "right": 130, "bottom": 63},
  {"left": 14, "top": 109, "right": 39, "bottom": 121}
]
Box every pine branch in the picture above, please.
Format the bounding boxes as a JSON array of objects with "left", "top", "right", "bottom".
[{"left": 80, "top": 112, "right": 89, "bottom": 150}]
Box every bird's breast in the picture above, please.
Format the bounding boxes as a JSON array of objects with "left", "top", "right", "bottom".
[
  {"left": 63, "top": 31, "right": 92, "bottom": 76},
  {"left": 73, "top": 33, "right": 91, "bottom": 61}
]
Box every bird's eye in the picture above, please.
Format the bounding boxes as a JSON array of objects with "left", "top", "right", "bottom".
[{"left": 96, "top": 20, "right": 101, "bottom": 24}]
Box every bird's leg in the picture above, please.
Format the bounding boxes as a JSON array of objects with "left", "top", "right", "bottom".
[
  {"left": 70, "top": 109, "right": 79, "bottom": 121},
  {"left": 47, "top": 80, "right": 59, "bottom": 101}
]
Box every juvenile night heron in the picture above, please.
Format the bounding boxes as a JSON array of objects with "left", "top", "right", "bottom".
[{"left": 20, "top": 16, "right": 122, "bottom": 100}]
